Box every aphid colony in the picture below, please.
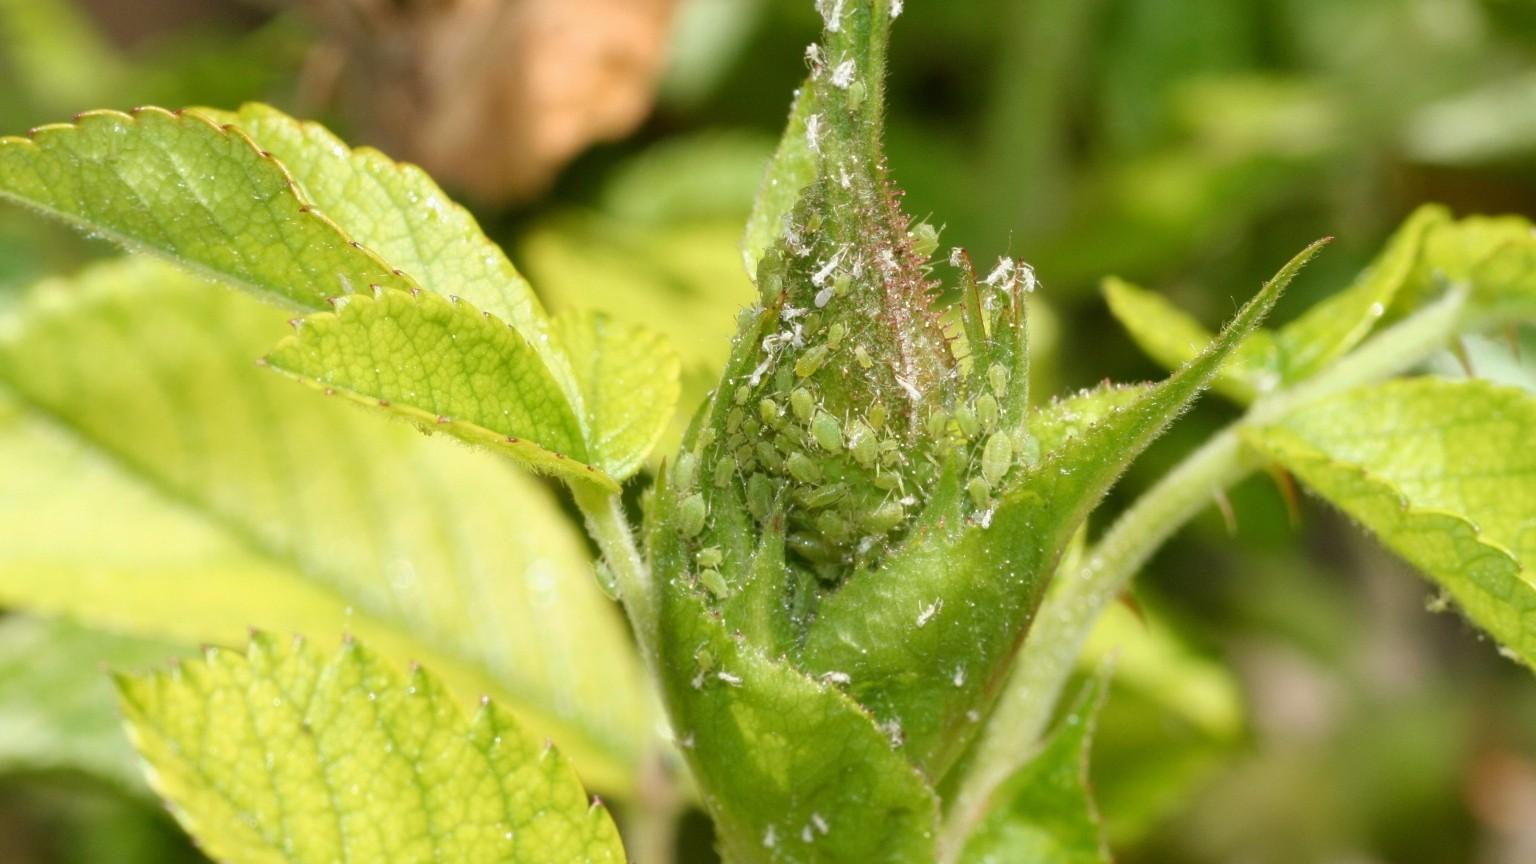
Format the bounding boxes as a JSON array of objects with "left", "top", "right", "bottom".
[{"left": 658, "top": 14, "right": 1035, "bottom": 633}]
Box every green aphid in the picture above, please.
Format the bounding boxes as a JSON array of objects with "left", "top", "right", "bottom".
[
  {"left": 981, "top": 431, "right": 1014, "bottom": 486},
  {"left": 756, "top": 441, "right": 786, "bottom": 473},
  {"left": 847, "top": 80, "right": 867, "bottom": 108},
  {"left": 791, "top": 387, "right": 816, "bottom": 423},
  {"left": 873, "top": 471, "right": 904, "bottom": 492},
  {"left": 733, "top": 384, "right": 751, "bottom": 405},
  {"left": 674, "top": 451, "right": 699, "bottom": 491},
  {"left": 700, "top": 568, "right": 730, "bottom": 599},
  {"left": 848, "top": 420, "right": 879, "bottom": 466},
  {"left": 759, "top": 398, "right": 781, "bottom": 425},
  {"left": 696, "top": 546, "right": 724, "bottom": 569},
  {"left": 746, "top": 473, "right": 775, "bottom": 522},
  {"left": 1016, "top": 430, "right": 1042, "bottom": 470},
  {"left": 867, "top": 403, "right": 887, "bottom": 428},
  {"left": 854, "top": 344, "right": 874, "bottom": 369},
  {"left": 798, "top": 482, "right": 848, "bottom": 509},
  {"left": 833, "top": 273, "right": 852, "bottom": 298},
  {"left": 678, "top": 493, "right": 708, "bottom": 537},
  {"left": 862, "top": 499, "right": 906, "bottom": 533},
  {"left": 695, "top": 427, "right": 717, "bottom": 451},
  {"left": 775, "top": 366, "right": 795, "bottom": 392},
  {"left": 976, "top": 394, "right": 1000, "bottom": 432},
  {"left": 788, "top": 532, "right": 836, "bottom": 564},
  {"left": 787, "top": 452, "right": 823, "bottom": 484},
  {"left": 795, "top": 344, "right": 830, "bottom": 378},
  {"left": 826, "top": 323, "right": 846, "bottom": 349},
  {"left": 926, "top": 409, "right": 950, "bottom": 439},
  {"left": 812, "top": 411, "right": 844, "bottom": 452},
  {"left": 988, "top": 363, "right": 1010, "bottom": 398},
  {"left": 954, "top": 404, "right": 980, "bottom": 438},
  {"left": 910, "top": 222, "right": 940, "bottom": 260},
  {"left": 714, "top": 456, "right": 736, "bottom": 489},
  {"left": 815, "top": 510, "right": 853, "bottom": 543},
  {"left": 967, "top": 477, "right": 992, "bottom": 509},
  {"left": 726, "top": 407, "right": 745, "bottom": 434}
]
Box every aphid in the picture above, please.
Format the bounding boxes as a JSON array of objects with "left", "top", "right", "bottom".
[
  {"left": 746, "top": 474, "right": 775, "bottom": 521},
  {"left": 787, "top": 452, "right": 823, "bottom": 484},
  {"left": 975, "top": 394, "right": 999, "bottom": 431},
  {"left": 926, "top": 410, "right": 950, "bottom": 438},
  {"left": 848, "top": 420, "right": 878, "bottom": 466},
  {"left": 812, "top": 411, "right": 843, "bottom": 452},
  {"left": 674, "top": 451, "right": 699, "bottom": 491},
  {"left": 799, "top": 482, "right": 847, "bottom": 509},
  {"left": 696, "top": 546, "right": 724, "bottom": 569},
  {"left": 867, "top": 403, "right": 887, "bottom": 428},
  {"left": 733, "top": 384, "right": 751, "bottom": 405},
  {"left": 862, "top": 499, "right": 906, "bottom": 532},
  {"left": 826, "top": 322, "right": 846, "bottom": 349},
  {"left": 714, "top": 456, "right": 736, "bottom": 489},
  {"left": 795, "top": 344, "right": 830, "bottom": 378},
  {"left": 700, "top": 568, "right": 730, "bottom": 599},
  {"left": 910, "top": 222, "right": 939, "bottom": 259},
  {"left": 967, "top": 477, "right": 992, "bottom": 509},
  {"left": 759, "top": 398, "right": 781, "bottom": 425},
  {"left": 988, "top": 363, "right": 1010, "bottom": 399},
  {"left": 791, "top": 387, "right": 816, "bottom": 423},
  {"left": 756, "top": 441, "right": 786, "bottom": 473},
  {"left": 954, "top": 404, "right": 979, "bottom": 438},
  {"left": 678, "top": 493, "right": 708, "bottom": 537},
  {"left": 854, "top": 344, "right": 874, "bottom": 369},
  {"left": 981, "top": 431, "right": 1013, "bottom": 486}
]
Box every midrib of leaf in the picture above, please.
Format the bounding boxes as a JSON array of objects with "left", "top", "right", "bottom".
[{"left": 1, "top": 382, "right": 638, "bottom": 789}]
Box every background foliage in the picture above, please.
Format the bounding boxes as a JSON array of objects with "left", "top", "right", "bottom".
[{"left": 2, "top": 1, "right": 1535, "bottom": 862}]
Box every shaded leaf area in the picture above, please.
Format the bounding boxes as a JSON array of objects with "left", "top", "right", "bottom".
[
  {"left": 1248, "top": 377, "right": 1536, "bottom": 668},
  {"left": 1105, "top": 205, "right": 1444, "bottom": 404},
  {"left": 119, "top": 634, "right": 625, "bottom": 864},
  {"left": 959, "top": 674, "right": 1111, "bottom": 864},
  {"left": 0, "top": 615, "right": 183, "bottom": 789},
  {"left": 0, "top": 103, "right": 679, "bottom": 485},
  {"left": 0, "top": 258, "right": 650, "bottom": 793}
]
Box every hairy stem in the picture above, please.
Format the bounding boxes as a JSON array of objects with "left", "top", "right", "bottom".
[
  {"left": 938, "top": 288, "right": 1469, "bottom": 859},
  {"left": 573, "top": 487, "right": 658, "bottom": 661}
]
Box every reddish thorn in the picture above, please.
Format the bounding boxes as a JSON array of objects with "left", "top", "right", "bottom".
[
  {"left": 435, "top": 415, "right": 451, "bottom": 425},
  {"left": 506, "top": 436, "right": 520, "bottom": 444},
  {"left": 378, "top": 399, "right": 391, "bottom": 407},
  {"left": 323, "top": 387, "right": 335, "bottom": 396}
]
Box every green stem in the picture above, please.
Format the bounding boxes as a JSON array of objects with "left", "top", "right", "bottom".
[
  {"left": 573, "top": 486, "right": 658, "bottom": 663},
  {"left": 937, "top": 288, "right": 1469, "bottom": 860}
]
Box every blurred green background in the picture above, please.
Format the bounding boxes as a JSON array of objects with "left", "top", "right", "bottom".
[{"left": 2, "top": 1, "right": 1535, "bottom": 862}]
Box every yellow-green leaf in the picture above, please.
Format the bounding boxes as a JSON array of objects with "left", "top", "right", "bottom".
[
  {"left": 555, "top": 310, "right": 681, "bottom": 481},
  {"left": 118, "top": 634, "right": 625, "bottom": 864},
  {"left": 0, "top": 257, "right": 649, "bottom": 792},
  {"left": 1247, "top": 377, "right": 1536, "bottom": 668}
]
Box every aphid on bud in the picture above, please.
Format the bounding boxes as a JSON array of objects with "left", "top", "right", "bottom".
[
  {"left": 759, "top": 398, "right": 781, "bottom": 425},
  {"left": 954, "top": 405, "right": 979, "bottom": 438},
  {"left": 700, "top": 568, "right": 730, "bottom": 599},
  {"left": 867, "top": 403, "right": 887, "bottom": 428},
  {"left": 854, "top": 344, "right": 873, "bottom": 369},
  {"left": 714, "top": 457, "right": 736, "bottom": 489},
  {"left": 795, "top": 344, "right": 829, "bottom": 378},
  {"left": 799, "top": 482, "right": 847, "bottom": 509},
  {"left": 967, "top": 477, "right": 992, "bottom": 508},
  {"left": 679, "top": 493, "right": 708, "bottom": 537},
  {"left": 816, "top": 510, "right": 852, "bottom": 542},
  {"left": 874, "top": 471, "right": 904, "bottom": 492},
  {"left": 790, "top": 387, "right": 816, "bottom": 423},
  {"left": 675, "top": 451, "right": 699, "bottom": 491},
  {"left": 756, "top": 441, "right": 785, "bottom": 473},
  {"left": 975, "top": 394, "right": 1000, "bottom": 431},
  {"left": 981, "top": 431, "right": 1014, "bottom": 486},
  {"left": 862, "top": 499, "right": 906, "bottom": 532},
  {"left": 826, "top": 322, "right": 846, "bottom": 349},
  {"left": 910, "top": 222, "right": 940, "bottom": 260},
  {"left": 988, "top": 363, "right": 1010, "bottom": 399},
  {"left": 733, "top": 384, "right": 751, "bottom": 405},
  {"left": 812, "top": 411, "right": 843, "bottom": 452},
  {"left": 1016, "top": 430, "right": 1042, "bottom": 469},
  {"left": 727, "top": 407, "right": 745, "bottom": 434},
  {"left": 848, "top": 420, "right": 878, "bottom": 466},
  {"left": 926, "top": 410, "right": 950, "bottom": 439},
  {"left": 696, "top": 546, "right": 724, "bottom": 569},
  {"left": 788, "top": 452, "right": 823, "bottom": 484},
  {"left": 746, "top": 474, "right": 775, "bottom": 521}
]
